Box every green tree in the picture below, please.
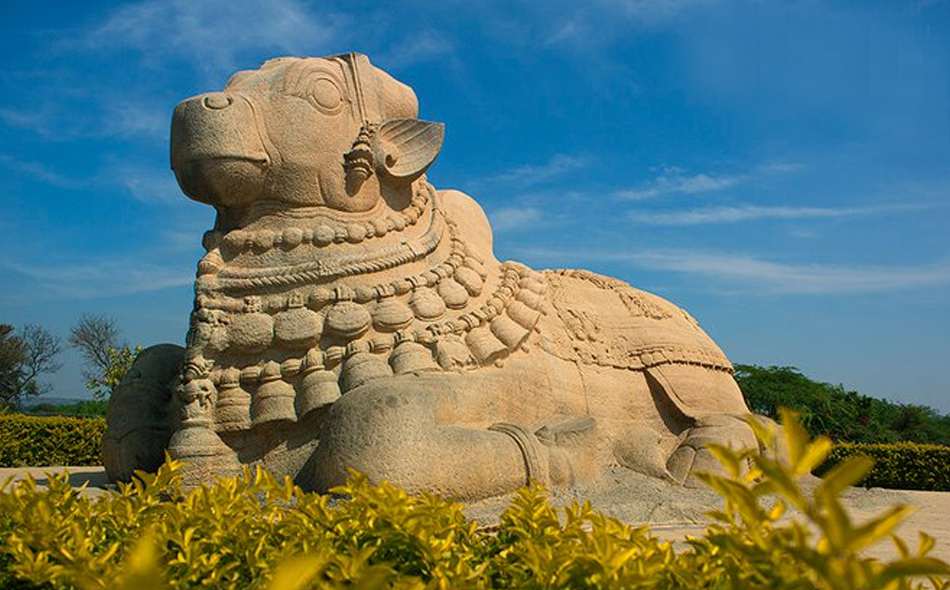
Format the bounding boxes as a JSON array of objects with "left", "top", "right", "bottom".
[
  {"left": 69, "top": 314, "right": 140, "bottom": 400},
  {"left": 734, "top": 364, "right": 950, "bottom": 445},
  {"left": 0, "top": 323, "right": 62, "bottom": 409},
  {"left": 84, "top": 345, "right": 142, "bottom": 400}
]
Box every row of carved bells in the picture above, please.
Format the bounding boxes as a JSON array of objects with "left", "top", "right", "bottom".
[{"left": 211, "top": 305, "right": 537, "bottom": 433}]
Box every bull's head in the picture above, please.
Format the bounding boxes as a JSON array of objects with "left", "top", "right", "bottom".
[{"left": 170, "top": 53, "right": 444, "bottom": 220}]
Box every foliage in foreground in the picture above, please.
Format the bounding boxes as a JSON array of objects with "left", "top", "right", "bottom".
[
  {"left": 0, "top": 414, "right": 104, "bottom": 467},
  {"left": 0, "top": 411, "right": 948, "bottom": 589},
  {"left": 735, "top": 364, "right": 950, "bottom": 445},
  {"left": 819, "top": 442, "right": 950, "bottom": 492}
]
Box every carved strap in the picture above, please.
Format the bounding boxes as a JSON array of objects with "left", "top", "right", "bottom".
[{"left": 488, "top": 422, "right": 549, "bottom": 487}]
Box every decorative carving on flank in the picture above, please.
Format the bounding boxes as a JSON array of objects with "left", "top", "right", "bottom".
[{"left": 543, "top": 269, "right": 732, "bottom": 373}]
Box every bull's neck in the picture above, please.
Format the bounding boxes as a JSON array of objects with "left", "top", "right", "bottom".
[{"left": 194, "top": 181, "right": 453, "bottom": 296}]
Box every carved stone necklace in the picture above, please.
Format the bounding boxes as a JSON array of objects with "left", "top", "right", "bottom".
[{"left": 217, "top": 182, "right": 429, "bottom": 254}]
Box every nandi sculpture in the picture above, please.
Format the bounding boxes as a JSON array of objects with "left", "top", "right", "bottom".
[{"left": 103, "top": 53, "right": 766, "bottom": 500}]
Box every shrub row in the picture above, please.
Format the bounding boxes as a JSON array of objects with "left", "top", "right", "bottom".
[
  {"left": 0, "top": 412, "right": 947, "bottom": 589},
  {"left": 0, "top": 414, "right": 104, "bottom": 467},
  {"left": 818, "top": 442, "right": 950, "bottom": 492}
]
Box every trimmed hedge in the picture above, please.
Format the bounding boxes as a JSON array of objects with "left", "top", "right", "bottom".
[
  {"left": 0, "top": 414, "right": 104, "bottom": 467},
  {"left": 818, "top": 442, "right": 950, "bottom": 492}
]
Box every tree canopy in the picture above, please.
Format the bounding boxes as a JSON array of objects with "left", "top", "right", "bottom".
[{"left": 735, "top": 364, "right": 950, "bottom": 445}]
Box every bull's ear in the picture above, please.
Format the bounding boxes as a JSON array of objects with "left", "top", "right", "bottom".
[{"left": 373, "top": 119, "right": 445, "bottom": 184}]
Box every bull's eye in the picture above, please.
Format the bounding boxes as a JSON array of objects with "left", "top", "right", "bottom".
[{"left": 309, "top": 78, "right": 344, "bottom": 114}]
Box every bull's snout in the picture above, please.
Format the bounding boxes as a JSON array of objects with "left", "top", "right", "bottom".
[{"left": 170, "top": 92, "right": 269, "bottom": 207}]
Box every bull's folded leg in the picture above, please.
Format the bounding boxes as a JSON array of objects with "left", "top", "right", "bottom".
[{"left": 305, "top": 383, "right": 590, "bottom": 500}]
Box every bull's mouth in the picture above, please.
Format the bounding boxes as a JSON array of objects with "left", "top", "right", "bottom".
[
  {"left": 172, "top": 153, "right": 270, "bottom": 171},
  {"left": 184, "top": 154, "right": 270, "bottom": 165},
  {"left": 172, "top": 154, "right": 268, "bottom": 207}
]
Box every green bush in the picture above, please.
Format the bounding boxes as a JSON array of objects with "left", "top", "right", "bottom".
[
  {"left": 818, "top": 442, "right": 950, "bottom": 492},
  {"left": 0, "top": 411, "right": 947, "bottom": 589},
  {"left": 0, "top": 414, "right": 104, "bottom": 467}
]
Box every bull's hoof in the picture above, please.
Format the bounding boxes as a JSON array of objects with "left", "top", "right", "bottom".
[{"left": 666, "top": 414, "right": 758, "bottom": 487}]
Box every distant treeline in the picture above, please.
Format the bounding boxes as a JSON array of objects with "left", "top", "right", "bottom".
[{"left": 735, "top": 364, "right": 950, "bottom": 446}]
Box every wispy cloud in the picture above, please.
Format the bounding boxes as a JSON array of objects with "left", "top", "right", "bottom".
[
  {"left": 2, "top": 259, "right": 194, "bottom": 300},
  {"left": 628, "top": 203, "right": 929, "bottom": 225},
  {"left": 513, "top": 246, "right": 950, "bottom": 295},
  {"left": 615, "top": 167, "right": 744, "bottom": 200},
  {"left": 545, "top": 0, "right": 716, "bottom": 47},
  {"left": 0, "top": 155, "right": 86, "bottom": 189},
  {"left": 489, "top": 206, "right": 544, "bottom": 232},
  {"left": 0, "top": 108, "right": 61, "bottom": 139},
  {"left": 480, "top": 154, "right": 589, "bottom": 188},
  {"left": 633, "top": 250, "right": 950, "bottom": 294},
  {"left": 614, "top": 161, "right": 802, "bottom": 200},
  {"left": 378, "top": 30, "right": 456, "bottom": 70},
  {"left": 112, "top": 163, "right": 182, "bottom": 204},
  {"left": 0, "top": 101, "right": 167, "bottom": 142},
  {"left": 101, "top": 101, "right": 168, "bottom": 139},
  {"left": 601, "top": 0, "right": 716, "bottom": 25},
  {"left": 71, "top": 0, "right": 347, "bottom": 79}
]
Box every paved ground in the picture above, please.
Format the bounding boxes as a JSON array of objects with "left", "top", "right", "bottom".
[{"left": 2, "top": 465, "right": 948, "bottom": 563}]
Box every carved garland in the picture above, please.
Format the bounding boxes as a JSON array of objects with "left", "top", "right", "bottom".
[{"left": 197, "top": 262, "right": 547, "bottom": 433}]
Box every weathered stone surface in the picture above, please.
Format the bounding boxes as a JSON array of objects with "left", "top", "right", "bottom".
[{"left": 105, "top": 52, "right": 771, "bottom": 499}]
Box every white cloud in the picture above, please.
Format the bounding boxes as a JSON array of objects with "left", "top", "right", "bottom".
[
  {"left": 101, "top": 101, "right": 168, "bottom": 139},
  {"left": 378, "top": 30, "right": 456, "bottom": 70},
  {"left": 633, "top": 250, "right": 950, "bottom": 294},
  {"left": 602, "top": 0, "right": 717, "bottom": 25},
  {"left": 627, "top": 203, "right": 928, "bottom": 225},
  {"left": 112, "top": 163, "right": 182, "bottom": 204},
  {"left": 614, "top": 161, "right": 803, "bottom": 200},
  {"left": 481, "top": 154, "right": 589, "bottom": 188},
  {"left": 0, "top": 155, "right": 86, "bottom": 189},
  {"left": 2, "top": 259, "right": 194, "bottom": 300},
  {"left": 73, "top": 0, "right": 347, "bottom": 79},
  {"left": 489, "top": 207, "right": 543, "bottom": 231},
  {"left": 0, "top": 101, "right": 167, "bottom": 142},
  {"left": 511, "top": 246, "right": 950, "bottom": 295},
  {"left": 545, "top": 0, "right": 716, "bottom": 47},
  {"left": 615, "top": 168, "right": 744, "bottom": 200},
  {"left": 0, "top": 108, "right": 60, "bottom": 138}
]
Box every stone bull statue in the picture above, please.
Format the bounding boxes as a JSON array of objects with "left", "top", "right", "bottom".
[{"left": 103, "top": 53, "right": 767, "bottom": 500}]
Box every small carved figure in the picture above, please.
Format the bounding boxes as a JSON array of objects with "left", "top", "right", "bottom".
[{"left": 104, "top": 53, "right": 772, "bottom": 500}]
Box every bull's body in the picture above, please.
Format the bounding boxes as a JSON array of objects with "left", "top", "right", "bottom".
[{"left": 103, "top": 54, "right": 762, "bottom": 500}]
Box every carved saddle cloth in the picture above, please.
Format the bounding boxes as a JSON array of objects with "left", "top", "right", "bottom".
[{"left": 539, "top": 270, "right": 733, "bottom": 373}]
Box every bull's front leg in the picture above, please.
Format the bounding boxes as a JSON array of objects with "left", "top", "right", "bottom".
[{"left": 302, "top": 375, "right": 594, "bottom": 501}]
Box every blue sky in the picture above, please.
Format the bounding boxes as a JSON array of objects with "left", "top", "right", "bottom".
[{"left": 1, "top": 0, "right": 948, "bottom": 411}]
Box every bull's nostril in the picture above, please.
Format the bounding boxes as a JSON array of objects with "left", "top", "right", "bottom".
[{"left": 203, "top": 94, "right": 233, "bottom": 110}]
